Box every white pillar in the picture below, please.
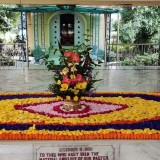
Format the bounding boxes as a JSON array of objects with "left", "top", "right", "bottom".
[{"left": 116, "top": 12, "right": 120, "bottom": 62}]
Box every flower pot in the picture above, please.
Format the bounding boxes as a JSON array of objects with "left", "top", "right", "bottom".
[{"left": 63, "top": 100, "right": 81, "bottom": 110}]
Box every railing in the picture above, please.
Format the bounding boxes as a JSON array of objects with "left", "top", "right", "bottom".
[
  {"left": 0, "top": 43, "right": 159, "bottom": 66},
  {"left": 0, "top": 43, "right": 26, "bottom": 66},
  {"left": 109, "top": 43, "right": 159, "bottom": 61}
]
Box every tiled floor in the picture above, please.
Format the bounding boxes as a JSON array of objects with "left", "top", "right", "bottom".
[{"left": 0, "top": 64, "right": 160, "bottom": 92}]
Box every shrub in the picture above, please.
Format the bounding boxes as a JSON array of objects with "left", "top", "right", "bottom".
[{"left": 121, "top": 53, "right": 158, "bottom": 66}]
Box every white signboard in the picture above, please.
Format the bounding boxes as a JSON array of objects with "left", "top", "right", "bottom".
[{"left": 35, "top": 145, "right": 115, "bottom": 160}]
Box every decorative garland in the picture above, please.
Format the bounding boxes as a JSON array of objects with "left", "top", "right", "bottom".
[{"left": 0, "top": 92, "right": 160, "bottom": 140}]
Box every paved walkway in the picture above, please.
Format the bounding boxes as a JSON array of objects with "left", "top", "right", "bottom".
[{"left": 0, "top": 64, "right": 160, "bottom": 92}]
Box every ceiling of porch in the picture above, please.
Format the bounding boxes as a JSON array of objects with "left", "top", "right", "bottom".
[
  {"left": 6, "top": 5, "right": 119, "bottom": 13},
  {"left": 1, "top": 0, "right": 160, "bottom": 6}
]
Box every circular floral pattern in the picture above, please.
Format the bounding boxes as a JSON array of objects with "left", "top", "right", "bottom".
[{"left": 0, "top": 92, "right": 160, "bottom": 140}]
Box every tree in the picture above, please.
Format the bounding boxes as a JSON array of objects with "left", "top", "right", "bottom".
[
  {"left": 133, "top": 6, "right": 160, "bottom": 44},
  {"left": 119, "top": 6, "right": 160, "bottom": 44},
  {"left": 0, "top": 4, "right": 19, "bottom": 34},
  {"left": 112, "top": 6, "right": 160, "bottom": 65}
]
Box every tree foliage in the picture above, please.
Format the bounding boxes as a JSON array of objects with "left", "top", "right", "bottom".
[
  {"left": 0, "top": 4, "right": 19, "bottom": 33},
  {"left": 118, "top": 6, "right": 160, "bottom": 44}
]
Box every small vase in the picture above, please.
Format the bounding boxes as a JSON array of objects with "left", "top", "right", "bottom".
[{"left": 63, "top": 100, "right": 81, "bottom": 111}]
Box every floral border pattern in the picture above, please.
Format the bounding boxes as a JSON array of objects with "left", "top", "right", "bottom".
[{"left": 0, "top": 92, "right": 160, "bottom": 140}]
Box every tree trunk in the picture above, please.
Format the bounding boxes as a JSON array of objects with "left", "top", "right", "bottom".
[{"left": 158, "top": 52, "right": 160, "bottom": 65}]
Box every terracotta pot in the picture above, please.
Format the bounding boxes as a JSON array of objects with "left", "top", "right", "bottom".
[{"left": 63, "top": 100, "right": 81, "bottom": 110}]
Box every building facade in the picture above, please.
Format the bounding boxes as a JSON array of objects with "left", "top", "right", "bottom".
[{"left": 10, "top": 5, "right": 118, "bottom": 62}]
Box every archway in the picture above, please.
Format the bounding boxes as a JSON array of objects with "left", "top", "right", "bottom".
[{"left": 49, "top": 13, "right": 85, "bottom": 48}]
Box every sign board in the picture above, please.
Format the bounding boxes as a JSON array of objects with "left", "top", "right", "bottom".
[{"left": 35, "top": 145, "right": 115, "bottom": 160}]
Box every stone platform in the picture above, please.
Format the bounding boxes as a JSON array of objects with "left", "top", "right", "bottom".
[
  {"left": 0, "top": 140, "right": 160, "bottom": 160},
  {"left": 0, "top": 65, "right": 160, "bottom": 160}
]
